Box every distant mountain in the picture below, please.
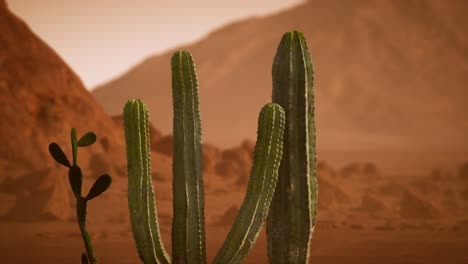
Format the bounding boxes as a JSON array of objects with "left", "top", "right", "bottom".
[
  {"left": 0, "top": 1, "right": 126, "bottom": 220},
  {"left": 93, "top": 0, "right": 468, "bottom": 152},
  {"left": 0, "top": 0, "right": 128, "bottom": 171},
  {"left": 0, "top": 1, "right": 265, "bottom": 222}
]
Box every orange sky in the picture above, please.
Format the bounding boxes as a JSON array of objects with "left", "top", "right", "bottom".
[{"left": 7, "top": 0, "right": 304, "bottom": 89}]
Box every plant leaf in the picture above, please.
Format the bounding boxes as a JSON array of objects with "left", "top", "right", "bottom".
[
  {"left": 85, "top": 174, "right": 112, "bottom": 200},
  {"left": 68, "top": 165, "right": 83, "bottom": 198},
  {"left": 71, "top": 128, "right": 78, "bottom": 165},
  {"left": 78, "top": 132, "right": 97, "bottom": 147},
  {"left": 48, "top": 143, "right": 71, "bottom": 167}
]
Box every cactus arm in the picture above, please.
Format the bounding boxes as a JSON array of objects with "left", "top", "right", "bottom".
[
  {"left": 267, "top": 30, "right": 317, "bottom": 264},
  {"left": 212, "top": 103, "right": 285, "bottom": 264},
  {"left": 123, "top": 99, "right": 171, "bottom": 264},
  {"left": 171, "top": 51, "right": 207, "bottom": 264}
]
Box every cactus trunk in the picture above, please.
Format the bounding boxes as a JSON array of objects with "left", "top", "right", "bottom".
[
  {"left": 76, "top": 197, "right": 97, "bottom": 264},
  {"left": 171, "top": 51, "right": 207, "bottom": 264},
  {"left": 267, "top": 30, "right": 318, "bottom": 264},
  {"left": 124, "top": 99, "right": 171, "bottom": 264},
  {"left": 213, "top": 103, "right": 285, "bottom": 264}
]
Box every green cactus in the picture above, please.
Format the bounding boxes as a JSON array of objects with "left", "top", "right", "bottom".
[
  {"left": 266, "top": 30, "right": 318, "bottom": 264},
  {"left": 171, "top": 51, "right": 206, "bottom": 263},
  {"left": 124, "top": 100, "right": 171, "bottom": 264},
  {"left": 46, "top": 30, "right": 317, "bottom": 264},
  {"left": 123, "top": 50, "right": 286, "bottom": 264},
  {"left": 49, "top": 128, "right": 112, "bottom": 264},
  {"left": 212, "top": 102, "right": 285, "bottom": 264}
]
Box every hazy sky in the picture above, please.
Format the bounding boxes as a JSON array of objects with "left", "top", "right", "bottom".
[{"left": 7, "top": 0, "right": 304, "bottom": 89}]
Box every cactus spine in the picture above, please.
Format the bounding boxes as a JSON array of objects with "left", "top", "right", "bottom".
[
  {"left": 171, "top": 51, "right": 206, "bottom": 263},
  {"left": 123, "top": 50, "right": 286, "bottom": 264},
  {"left": 266, "top": 30, "right": 318, "bottom": 263},
  {"left": 123, "top": 100, "right": 171, "bottom": 264}
]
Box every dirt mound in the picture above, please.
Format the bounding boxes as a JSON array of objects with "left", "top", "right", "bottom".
[
  {"left": 317, "top": 177, "right": 351, "bottom": 211},
  {"left": 378, "top": 181, "right": 406, "bottom": 198},
  {"left": 153, "top": 135, "right": 174, "bottom": 157},
  {"left": 317, "top": 161, "right": 336, "bottom": 179},
  {"left": 0, "top": 169, "right": 71, "bottom": 221},
  {"left": 214, "top": 140, "right": 254, "bottom": 186},
  {"left": 457, "top": 162, "right": 468, "bottom": 181},
  {"left": 214, "top": 205, "right": 239, "bottom": 226},
  {"left": 202, "top": 143, "right": 222, "bottom": 173},
  {"left": 150, "top": 152, "right": 173, "bottom": 182},
  {"left": 355, "top": 193, "right": 387, "bottom": 214},
  {"left": 400, "top": 190, "right": 440, "bottom": 219},
  {"left": 409, "top": 178, "right": 440, "bottom": 195},
  {"left": 338, "top": 162, "right": 381, "bottom": 182}
]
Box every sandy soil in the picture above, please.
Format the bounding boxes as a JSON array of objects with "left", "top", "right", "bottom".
[{"left": 1, "top": 222, "right": 467, "bottom": 264}]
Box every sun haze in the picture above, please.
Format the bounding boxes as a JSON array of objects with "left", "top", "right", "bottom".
[{"left": 7, "top": 0, "right": 305, "bottom": 89}]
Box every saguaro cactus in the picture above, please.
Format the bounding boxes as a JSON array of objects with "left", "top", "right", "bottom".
[
  {"left": 171, "top": 51, "right": 207, "bottom": 264},
  {"left": 266, "top": 30, "right": 318, "bottom": 264},
  {"left": 123, "top": 50, "right": 285, "bottom": 264},
  {"left": 46, "top": 30, "right": 317, "bottom": 264}
]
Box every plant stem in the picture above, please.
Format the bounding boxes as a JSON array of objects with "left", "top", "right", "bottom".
[
  {"left": 77, "top": 197, "right": 98, "bottom": 264},
  {"left": 71, "top": 128, "right": 78, "bottom": 166}
]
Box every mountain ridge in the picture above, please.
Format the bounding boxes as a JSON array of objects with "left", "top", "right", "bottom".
[
  {"left": 0, "top": 2, "right": 127, "bottom": 220},
  {"left": 92, "top": 0, "right": 468, "bottom": 152}
]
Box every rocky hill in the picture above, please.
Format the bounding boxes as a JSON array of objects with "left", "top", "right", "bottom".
[
  {"left": 0, "top": 1, "right": 126, "bottom": 220},
  {"left": 93, "top": 0, "right": 468, "bottom": 153}
]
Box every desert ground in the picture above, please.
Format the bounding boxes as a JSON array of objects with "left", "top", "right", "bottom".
[
  {"left": 2, "top": 223, "right": 468, "bottom": 263},
  {"left": 2, "top": 148, "right": 468, "bottom": 263}
]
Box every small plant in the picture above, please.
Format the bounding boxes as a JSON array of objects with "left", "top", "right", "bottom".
[
  {"left": 48, "top": 129, "right": 112, "bottom": 264},
  {"left": 123, "top": 51, "right": 286, "bottom": 264}
]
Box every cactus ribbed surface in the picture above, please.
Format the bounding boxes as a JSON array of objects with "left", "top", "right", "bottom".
[
  {"left": 123, "top": 99, "right": 171, "bottom": 264},
  {"left": 213, "top": 103, "right": 285, "bottom": 264},
  {"left": 267, "top": 30, "right": 318, "bottom": 264},
  {"left": 171, "top": 51, "right": 207, "bottom": 264}
]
